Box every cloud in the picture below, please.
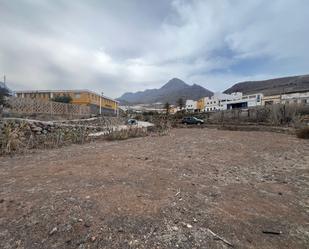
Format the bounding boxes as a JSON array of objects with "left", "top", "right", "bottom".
[{"left": 0, "top": 0, "right": 308, "bottom": 97}]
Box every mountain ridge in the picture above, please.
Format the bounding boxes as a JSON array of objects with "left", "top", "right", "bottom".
[
  {"left": 117, "top": 78, "right": 213, "bottom": 104},
  {"left": 224, "top": 75, "right": 309, "bottom": 96}
]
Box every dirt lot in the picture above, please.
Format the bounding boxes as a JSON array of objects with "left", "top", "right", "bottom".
[{"left": 0, "top": 128, "right": 308, "bottom": 249}]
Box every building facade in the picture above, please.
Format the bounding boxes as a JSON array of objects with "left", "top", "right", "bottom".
[
  {"left": 261, "top": 95, "right": 281, "bottom": 105},
  {"left": 204, "top": 92, "right": 242, "bottom": 112},
  {"left": 185, "top": 100, "right": 197, "bottom": 112},
  {"left": 225, "top": 93, "right": 263, "bottom": 110},
  {"left": 15, "top": 89, "right": 118, "bottom": 114},
  {"left": 280, "top": 91, "right": 309, "bottom": 105}
]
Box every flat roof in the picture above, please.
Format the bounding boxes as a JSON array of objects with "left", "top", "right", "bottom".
[{"left": 14, "top": 89, "right": 119, "bottom": 103}]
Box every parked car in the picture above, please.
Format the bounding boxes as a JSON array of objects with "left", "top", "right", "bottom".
[
  {"left": 182, "top": 117, "right": 204, "bottom": 125},
  {"left": 126, "top": 119, "right": 138, "bottom": 125}
]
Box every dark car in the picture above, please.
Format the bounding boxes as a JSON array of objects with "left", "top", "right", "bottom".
[{"left": 182, "top": 117, "right": 204, "bottom": 125}]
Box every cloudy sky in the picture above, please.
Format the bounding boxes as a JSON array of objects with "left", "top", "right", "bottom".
[{"left": 0, "top": 0, "right": 308, "bottom": 98}]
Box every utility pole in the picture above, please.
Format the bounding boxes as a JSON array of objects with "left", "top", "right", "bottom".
[{"left": 99, "top": 92, "right": 104, "bottom": 115}]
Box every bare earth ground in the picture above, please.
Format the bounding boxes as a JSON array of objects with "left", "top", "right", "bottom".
[{"left": 0, "top": 128, "right": 308, "bottom": 249}]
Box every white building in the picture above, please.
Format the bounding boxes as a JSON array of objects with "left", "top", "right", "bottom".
[
  {"left": 204, "top": 92, "right": 242, "bottom": 112},
  {"left": 224, "top": 93, "right": 263, "bottom": 110},
  {"left": 281, "top": 91, "right": 309, "bottom": 105},
  {"left": 185, "top": 99, "right": 197, "bottom": 112}
]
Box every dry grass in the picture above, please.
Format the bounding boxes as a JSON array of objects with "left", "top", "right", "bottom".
[
  {"left": 104, "top": 127, "right": 148, "bottom": 141},
  {"left": 0, "top": 121, "right": 27, "bottom": 154},
  {"left": 296, "top": 127, "right": 309, "bottom": 139}
]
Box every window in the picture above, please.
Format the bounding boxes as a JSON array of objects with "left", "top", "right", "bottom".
[{"left": 75, "top": 93, "right": 81, "bottom": 98}]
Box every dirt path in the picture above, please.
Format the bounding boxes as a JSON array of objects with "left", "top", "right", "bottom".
[{"left": 1, "top": 128, "right": 308, "bottom": 249}]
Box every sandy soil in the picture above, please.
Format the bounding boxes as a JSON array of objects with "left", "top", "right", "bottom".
[{"left": 0, "top": 128, "right": 308, "bottom": 249}]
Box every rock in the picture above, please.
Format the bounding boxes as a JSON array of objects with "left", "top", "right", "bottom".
[
  {"left": 91, "top": 236, "right": 96, "bottom": 242},
  {"left": 172, "top": 226, "right": 179, "bottom": 231},
  {"left": 84, "top": 222, "right": 91, "bottom": 228},
  {"left": 32, "top": 126, "right": 42, "bottom": 132},
  {"left": 49, "top": 227, "right": 57, "bottom": 236}
]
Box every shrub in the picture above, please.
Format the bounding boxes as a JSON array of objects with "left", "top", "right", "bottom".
[
  {"left": 296, "top": 127, "right": 309, "bottom": 139},
  {"left": 52, "top": 95, "right": 72, "bottom": 103}
]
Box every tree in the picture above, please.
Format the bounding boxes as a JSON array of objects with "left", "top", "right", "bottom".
[
  {"left": 52, "top": 95, "right": 72, "bottom": 103},
  {"left": 0, "top": 87, "right": 9, "bottom": 106},
  {"left": 164, "top": 102, "right": 170, "bottom": 115},
  {"left": 177, "top": 98, "right": 185, "bottom": 110}
]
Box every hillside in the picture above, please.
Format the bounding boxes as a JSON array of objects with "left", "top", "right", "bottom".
[
  {"left": 117, "top": 78, "right": 213, "bottom": 104},
  {"left": 224, "top": 75, "right": 309, "bottom": 96}
]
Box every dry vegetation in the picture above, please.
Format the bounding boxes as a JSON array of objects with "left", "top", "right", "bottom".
[{"left": 296, "top": 127, "right": 309, "bottom": 139}]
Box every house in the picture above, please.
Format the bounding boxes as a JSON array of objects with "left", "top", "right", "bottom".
[
  {"left": 185, "top": 100, "right": 197, "bottom": 112},
  {"left": 15, "top": 89, "right": 119, "bottom": 114},
  {"left": 225, "top": 93, "right": 263, "bottom": 110}
]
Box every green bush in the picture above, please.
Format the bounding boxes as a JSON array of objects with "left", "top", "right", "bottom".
[{"left": 52, "top": 95, "right": 72, "bottom": 103}]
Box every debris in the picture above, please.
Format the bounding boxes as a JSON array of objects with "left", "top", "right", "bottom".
[
  {"left": 49, "top": 227, "right": 57, "bottom": 236},
  {"left": 206, "top": 228, "right": 233, "bottom": 247},
  {"left": 186, "top": 223, "right": 192, "bottom": 228},
  {"left": 171, "top": 226, "right": 179, "bottom": 231},
  {"left": 175, "top": 190, "right": 181, "bottom": 197},
  {"left": 193, "top": 218, "right": 197, "bottom": 223},
  {"left": 91, "top": 236, "right": 96, "bottom": 242},
  {"left": 262, "top": 230, "right": 282, "bottom": 235}
]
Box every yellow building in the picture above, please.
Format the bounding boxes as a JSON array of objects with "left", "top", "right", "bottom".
[
  {"left": 15, "top": 89, "right": 119, "bottom": 114},
  {"left": 262, "top": 95, "right": 281, "bottom": 106},
  {"left": 196, "top": 98, "right": 205, "bottom": 112}
]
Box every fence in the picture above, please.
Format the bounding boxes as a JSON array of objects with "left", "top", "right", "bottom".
[{"left": 7, "top": 97, "right": 91, "bottom": 116}]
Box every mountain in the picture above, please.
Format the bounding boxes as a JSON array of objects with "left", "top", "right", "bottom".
[
  {"left": 118, "top": 78, "right": 213, "bottom": 104},
  {"left": 224, "top": 75, "right": 309, "bottom": 96}
]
